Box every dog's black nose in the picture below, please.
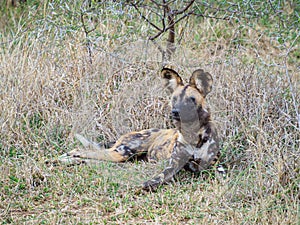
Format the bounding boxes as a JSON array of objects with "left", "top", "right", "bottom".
[{"left": 171, "top": 109, "right": 180, "bottom": 120}]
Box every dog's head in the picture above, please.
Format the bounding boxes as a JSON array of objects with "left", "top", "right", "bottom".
[{"left": 161, "top": 68, "right": 213, "bottom": 136}]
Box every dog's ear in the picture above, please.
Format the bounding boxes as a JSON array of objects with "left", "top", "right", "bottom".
[
  {"left": 161, "top": 68, "right": 183, "bottom": 92},
  {"left": 189, "top": 69, "right": 213, "bottom": 97}
]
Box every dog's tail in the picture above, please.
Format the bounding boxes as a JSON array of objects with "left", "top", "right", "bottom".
[
  {"left": 56, "top": 134, "right": 104, "bottom": 165},
  {"left": 74, "top": 133, "right": 102, "bottom": 150},
  {"left": 72, "top": 133, "right": 126, "bottom": 162}
]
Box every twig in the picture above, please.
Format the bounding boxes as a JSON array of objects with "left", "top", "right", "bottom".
[
  {"left": 80, "top": 11, "right": 96, "bottom": 65},
  {"left": 131, "top": 2, "right": 162, "bottom": 31},
  {"left": 174, "top": 0, "right": 195, "bottom": 15}
]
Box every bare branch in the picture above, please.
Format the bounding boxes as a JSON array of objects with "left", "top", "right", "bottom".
[
  {"left": 149, "top": 10, "right": 194, "bottom": 40},
  {"left": 168, "top": 11, "right": 194, "bottom": 30},
  {"left": 131, "top": 2, "right": 162, "bottom": 31},
  {"left": 80, "top": 11, "right": 96, "bottom": 64},
  {"left": 174, "top": 0, "right": 195, "bottom": 15},
  {"left": 149, "top": 30, "right": 165, "bottom": 40},
  {"left": 192, "top": 11, "right": 230, "bottom": 21},
  {"left": 149, "top": 0, "right": 176, "bottom": 7}
]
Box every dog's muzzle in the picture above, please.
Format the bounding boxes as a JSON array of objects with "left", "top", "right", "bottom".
[{"left": 171, "top": 109, "right": 180, "bottom": 121}]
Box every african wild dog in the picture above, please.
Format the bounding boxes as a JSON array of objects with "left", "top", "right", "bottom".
[{"left": 62, "top": 68, "right": 220, "bottom": 190}]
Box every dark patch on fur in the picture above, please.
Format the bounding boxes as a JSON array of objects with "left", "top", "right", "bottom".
[
  {"left": 150, "top": 128, "right": 160, "bottom": 132},
  {"left": 178, "top": 85, "right": 189, "bottom": 102}
]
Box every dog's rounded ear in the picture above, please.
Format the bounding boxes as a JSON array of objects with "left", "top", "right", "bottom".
[
  {"left": 189, "top": 69, "right": 213, "bottom": 97},
  {"left": 161, "top": 68, "right": 183, "bottom": 92}
]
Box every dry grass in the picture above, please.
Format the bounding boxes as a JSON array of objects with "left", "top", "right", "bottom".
[{"left": 0, "top": 1, "right": 299, "bottom": 224}]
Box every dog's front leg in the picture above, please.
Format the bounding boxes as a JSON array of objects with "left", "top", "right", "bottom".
[{"left": 142, "top": 143, "right": 192, "bottom": 191}]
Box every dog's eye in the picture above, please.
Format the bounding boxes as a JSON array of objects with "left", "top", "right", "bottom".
[{"left": 190, "top": 96, "right": 196, "bottom": 103}]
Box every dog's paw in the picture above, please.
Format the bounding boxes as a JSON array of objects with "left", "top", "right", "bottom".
[
  {"left": 56, "top": 153, "right": 86, "bottom": 166},
  {"left": 142, "top": 179, "right": 161, "bottom": 192}
]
